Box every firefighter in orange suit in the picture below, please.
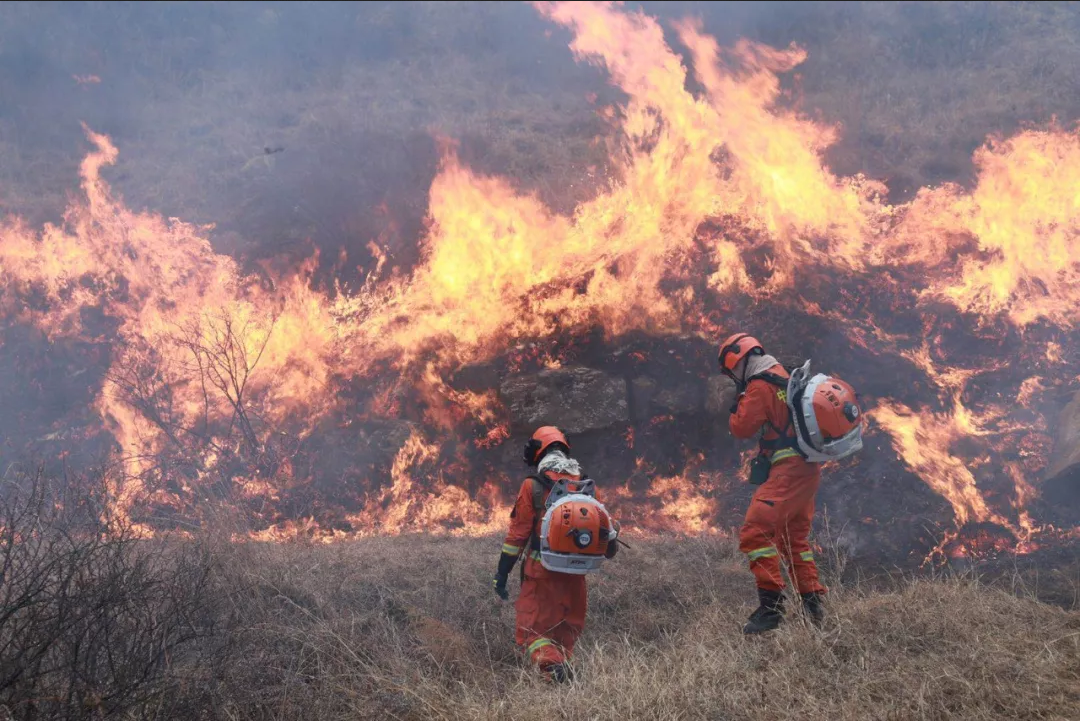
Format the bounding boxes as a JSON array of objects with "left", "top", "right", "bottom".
[
  {"left": 492, "top": 426, "right": 617, "bottom": 682},
  {"left": 719, "top": 333, "right": 827, "bottom": 634}
]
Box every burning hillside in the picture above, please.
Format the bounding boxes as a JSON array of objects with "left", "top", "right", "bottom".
[{"left": 0, "top": 1, "right": 1078, "bottom": 563}]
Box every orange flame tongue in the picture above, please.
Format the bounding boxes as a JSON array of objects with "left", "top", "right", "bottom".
[
  {"left": 871, "top": 401, "right": 1007, "bottom": 529},
  {"left": 1, "top": 127, "right": 342, "bottom": 528},
  {"left": 871, "top": 342, "right": 1047, "bottom": 545},
  {"left": 920, "top": 130, "right": 1080, "bottom": 327}
]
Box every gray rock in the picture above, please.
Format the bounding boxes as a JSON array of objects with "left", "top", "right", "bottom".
[
  {"left": 630, "top": 377, "right": 657, "bottom": 422},
  {"left": 1045, "top": 391, "right": 1080, "bottom": 484},
  {"left": 705, "top": 375, "right": 738, "bottom": 415},
  {"left": 500, "top": 366, "right": 629, "bottom": 434},
  {"left": 654, "top": 382, "right": 702, "bottom": 415}
]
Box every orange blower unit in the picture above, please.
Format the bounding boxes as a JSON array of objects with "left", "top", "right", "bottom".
[{"left": 538, "top": 478, "right": 617, "bottom": 575}]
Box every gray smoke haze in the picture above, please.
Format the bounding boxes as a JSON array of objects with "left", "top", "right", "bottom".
[{"left": 3, "top": 1, "right": 1078, "bottom": 280}]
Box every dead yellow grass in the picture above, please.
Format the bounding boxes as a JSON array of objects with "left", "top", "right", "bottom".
[
  {"left": 0, "top": 478, "right": 1076, "bottom": 720},
  {"left": 199, "top": 533, "right": 1080, "bottom": 721}
]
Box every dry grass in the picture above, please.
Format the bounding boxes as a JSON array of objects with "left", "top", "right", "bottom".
[
  {"left": 0, "top": 473, "right": 1077, "bottom": 720},
  {"left": 794, "top": 2, "right": 1080, "bottom": 195},
  {"left": 191, "top": 533, "right": 1080, "bottom": 721}
]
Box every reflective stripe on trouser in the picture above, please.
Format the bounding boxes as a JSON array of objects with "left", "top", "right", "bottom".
[
  {"left": 515, "top": 557, "right": 586, "bottom": 668},
  {"left": 527, "top": 637, "right": 561, "bottom": 666},
  {"left": 747, "top": 546, "right": 778, "bottom": 561},
  {"left": 528, "top": 638, "right": 554, "bottom": 655},
  {"left": 738, "top": 464, "right": 826, "bottom": 595}
]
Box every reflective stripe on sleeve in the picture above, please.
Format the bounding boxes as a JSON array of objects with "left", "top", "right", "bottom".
[{"left": 501, "top": 543, "right": 521, "bottom": 555}]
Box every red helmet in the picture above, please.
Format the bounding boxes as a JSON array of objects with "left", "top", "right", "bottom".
[
  {"left": 718, "top": 333, "right": 764, "bottom": 375},
  {"left": 522, "top": 426, "right": 570, "bottom": 466}
]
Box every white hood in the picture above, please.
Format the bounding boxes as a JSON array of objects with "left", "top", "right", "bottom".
[
  {"left": 538, "top": 449, "right": 582, "bottom": 477},
  {"left": 744, "top": 354, "right": 781, "bottom": 381}
]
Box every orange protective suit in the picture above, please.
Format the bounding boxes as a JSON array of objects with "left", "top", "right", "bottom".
[
  {"left": 730, "top": 364, "right": 827, "bottom": 595},
  {"left": 500, "top": 474, "right": 587, "bottom": 670}
]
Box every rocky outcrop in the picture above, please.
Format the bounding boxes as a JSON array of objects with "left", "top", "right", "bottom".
[
  {"left": 631, "top": 376, "right": 708, "bottom": 419},
  {"left": 654, "top": 382, "right": 702, "bottom": 415},
  {"left": 499, "top": 366, "right": 629, "bottom": 434},
  {"left": 704, "top": 375, "right": 738, "bottom": 415},
  {"left": 1044, "top": 391, "right": 1080, "bottom": 490},
  {"left": 630, "top": 377, "right": 657, "bottom": 422}
]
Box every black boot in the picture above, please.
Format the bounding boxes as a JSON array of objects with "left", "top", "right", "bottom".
[
  {"left": 546, "top": 663, "right": 573, "bottom": 684},
  {"left": 743, "top": 588, "right": 784, "bottom": 635},
  {"left": 801, "top": 592, "right": 825, "bottom": 626}
]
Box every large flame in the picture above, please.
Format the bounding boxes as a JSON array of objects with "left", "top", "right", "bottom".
[
  {"left": 0, "top": 1, "right": 1078, "bottom": 551},
  {"left": 871, "top": 401, "right": 1009, "bottom": 529},
  {"left": 922, "top": 130, "right": 1080, "bottom": 327}
]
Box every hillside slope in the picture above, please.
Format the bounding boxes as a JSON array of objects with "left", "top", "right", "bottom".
[
  {"left": 202, "top": 534, "right": 1080, "bottom": 720},
  {"left": 0, "top": 495, "right": 1077, "bottom": 721}
]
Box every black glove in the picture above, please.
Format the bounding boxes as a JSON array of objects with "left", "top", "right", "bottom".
[
  {"left": 492, "top": 550, "right": 518, "bottom": 601},
  {"left": 604, "top": 521, "right": 621, "bottom": 559},
  {"left": 493, "top": 573, "right": 509, "bottom": 601}
]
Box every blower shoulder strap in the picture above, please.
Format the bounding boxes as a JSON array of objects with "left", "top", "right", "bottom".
[
  {"left": 525, "top": 474, "right": 549, "bottom": 557},
  {"left": 527, "top": 474, "right": 551, "bottom": 515},
  {"left": 750, "top": 371, "right": 789, "bottom": 390},
  {"left": 529, "top": 470, "right": 597, "bottom": 517},
  {"left": 746, "top": 370, "right": 800, "bottom": 453}
]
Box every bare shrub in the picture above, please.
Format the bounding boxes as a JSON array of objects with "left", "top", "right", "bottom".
[{"left": 0, "top": 466, "right": 218, "bottom": 720}]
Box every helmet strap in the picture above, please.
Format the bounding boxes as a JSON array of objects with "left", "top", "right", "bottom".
[
  {"left": 522, "top": 438, "right": 543, "bottom": 466},
  {"left": 733, "top": 357, "right": 749, "bottom": 385}
]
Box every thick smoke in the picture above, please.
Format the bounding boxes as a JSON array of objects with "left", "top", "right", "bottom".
[
  {"left": 4, "top": 3, "right": 1075, "bottom": 259},
  {"left": 0, "top": 3, "right": 606, "bottom": 271}
]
